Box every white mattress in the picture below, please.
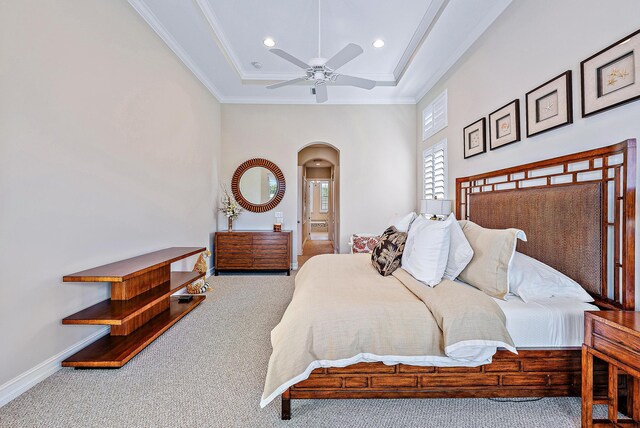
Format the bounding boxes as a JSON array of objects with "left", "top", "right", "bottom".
[{"left": 493, "top": 294, "right": 599, "bottom": 348}]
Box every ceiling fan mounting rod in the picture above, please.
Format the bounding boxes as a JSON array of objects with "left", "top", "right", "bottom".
[{"left": 317, "top": 0, "right": 321, "bottom": 58}]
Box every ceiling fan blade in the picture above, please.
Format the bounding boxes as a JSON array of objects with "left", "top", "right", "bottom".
[
  {"left": 332, "top": 74, "right": 376, "bottom": 90},
  {"left": 324, "top": 43, "right": 363, "bottom": 71},
  {"left": 315, "top": 83, "right": 328, "bottom": 103},
  {"left": 269, "top": 49, "right": 310, "bottom": 70},
  {"left": 266, "top": 77, "right": 308, "bottom": 89}
]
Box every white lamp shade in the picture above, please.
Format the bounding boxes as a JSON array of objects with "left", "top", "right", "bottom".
[{"left": 420, "top": 199, "right": 452, "bottom": 216}]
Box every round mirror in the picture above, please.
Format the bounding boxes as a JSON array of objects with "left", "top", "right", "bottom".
[
  {"left": 238, "top": 167, "right": 277, "bottom": 205},
  {"left": 231, "top": 158, "right": 286, "bottom": 213}
]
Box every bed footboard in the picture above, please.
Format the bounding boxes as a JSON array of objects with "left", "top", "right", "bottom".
[{"left": 281, "top": 349, "right": 607, "bottom": 420}]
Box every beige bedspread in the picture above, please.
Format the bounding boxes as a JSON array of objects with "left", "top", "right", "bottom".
[{"left": 260, "top": 253, "right": 515, "bottom": 407}]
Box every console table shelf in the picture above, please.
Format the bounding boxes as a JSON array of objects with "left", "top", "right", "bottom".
[
  {"left": 63, "top": 271, "right": 204, "bottom": 325},
  {"left": 62, "top": 247, "right": 206, "bottom": 368},
  {"left": 62, "top": 296, "right": 205, "bottom": 368}
]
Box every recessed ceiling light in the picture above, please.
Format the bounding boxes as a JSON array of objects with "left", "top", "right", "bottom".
[
  {"left": 372, "top": 39, "right": 385, "bottom": 48},
  {"left": 251, "top": 61, "right": 262, "bottom": 69},
  {"left": 263, "top": 38, "right": 276, "bottom": 48},
  {"left": 315, "top": 162, "right": 320, "bottom": 166}
]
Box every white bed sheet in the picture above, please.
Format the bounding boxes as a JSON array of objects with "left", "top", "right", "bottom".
[{"left": 493, "top": 294, "right": 599, "bottom": 347}]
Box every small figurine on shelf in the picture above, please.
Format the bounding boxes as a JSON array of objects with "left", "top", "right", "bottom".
[
  {"left": 219, "top": 186, "right": 242, "bottom": 231},
  {"left": 186, "top": 250, "right": 212, "bottom": 294}
]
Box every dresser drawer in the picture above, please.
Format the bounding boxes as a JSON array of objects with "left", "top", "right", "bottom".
[
  {"left": 253, "top": 235, "right": 289, "bottom": 244},
  {"left": 217, "top": 234, "right": 252, "bottom": 246},
  {"left": 593, "top": 320, "right": 640, "bottom": 355}
]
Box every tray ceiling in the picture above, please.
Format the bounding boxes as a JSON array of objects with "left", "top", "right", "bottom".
[{"left": 129, "top": 0, "right": 512, "bottom": 104}]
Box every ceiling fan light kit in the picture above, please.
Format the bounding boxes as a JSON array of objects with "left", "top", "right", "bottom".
[{"left": 265, "top": 0, "right": 376, "bottom": 103}]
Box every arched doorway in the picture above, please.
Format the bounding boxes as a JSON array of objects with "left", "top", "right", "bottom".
[{"left": 297, "top": 143, "right": 340, "bottom": 268}]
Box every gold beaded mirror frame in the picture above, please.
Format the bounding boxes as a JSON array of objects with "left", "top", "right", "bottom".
[{"left": 231, "top": 158, "right": 286, "bottom": 213}]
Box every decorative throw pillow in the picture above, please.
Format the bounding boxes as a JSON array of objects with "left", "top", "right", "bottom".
[
  {"left": 401, "top": 215, "right": 453, "bottom": 287},
  {"left": 443, "top": 213, "right": 474, "bottom": 280},
  {"left": 371, "top": 226, "right": 407, "bottom": 276},
  {"left": 457, "top": 220, "right": 527, "bottom": 299},
  {"left": 352, "top": 235, "right": 381, "bottom": 253}
]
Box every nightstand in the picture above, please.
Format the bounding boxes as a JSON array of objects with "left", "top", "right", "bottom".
[{"left": 582, "top": 311, "right": 640, "bottom": 427}]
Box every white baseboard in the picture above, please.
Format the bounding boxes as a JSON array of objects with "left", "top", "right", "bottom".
[{"left": 0, "top": 326, "right": 109, "bottom": 408}]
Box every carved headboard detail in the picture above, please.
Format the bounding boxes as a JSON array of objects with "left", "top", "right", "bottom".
[{"left": 455, "top": 140, "right": 636, "bottom": 310}]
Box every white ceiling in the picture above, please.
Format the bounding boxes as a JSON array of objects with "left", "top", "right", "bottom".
[{"left": 128, "top": 0, "right": 512, "bottom": 104}]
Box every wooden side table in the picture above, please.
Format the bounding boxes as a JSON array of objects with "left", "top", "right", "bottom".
[{"left": 582, "top": 311, "right": 640, "bottom": 427}]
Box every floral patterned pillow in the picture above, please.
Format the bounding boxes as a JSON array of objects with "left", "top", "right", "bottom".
[
  {"left": 371, "top": 226, "right": 407, "bottom": 276},
  {"left": 352, "top": 235, "right": 381, "bottom": 253}
]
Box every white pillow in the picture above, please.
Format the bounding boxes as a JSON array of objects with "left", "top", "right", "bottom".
[
  {"left": 401, "top": 215, "right": 452, "bottom": 287},
  {"left": 390, "top": 212, "right": 417, "bottom": 233},
  {"left": 508, "top": 252, "right": 594, "bottom": 303},
  {"left": 443, "top": 213, "right": 473, "bottom": 280}
]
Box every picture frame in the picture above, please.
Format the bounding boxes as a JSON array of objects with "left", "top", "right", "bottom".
[
  {"left": 463, "top": 118, "right": 486, "bottom": 159},
  {"left": 525, "top": 71, "right": 573, "bottom": 137},
  {"left": 581, "top": 28, "right": 640, "bottom": 117},
  {"left": 488, "top": 99, "right": 521, "bottom": 150}
]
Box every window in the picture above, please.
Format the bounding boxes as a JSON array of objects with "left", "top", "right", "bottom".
[
  {"left": 423, "top": 140, "right": 447, "bottom": 200},
  {"left": 422, "top": 89, "right": 448, "bottom": 141},
  {"left": 320, "top": 181, "right": 329, "bottom": 213}
]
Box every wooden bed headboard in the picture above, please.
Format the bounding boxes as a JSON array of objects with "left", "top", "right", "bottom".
[{"left": 455, "top": 139, "right": 636, "bottom": 310}]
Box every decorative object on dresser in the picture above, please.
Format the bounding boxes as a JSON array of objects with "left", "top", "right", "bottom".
[
  {"left": 525, "top": 71, "right": 573, "bottom": 137},
  {"left": 61, "top": 247, "right": 207, "bottom": 368},
  {"left": 582, "top": 311, "right": 640, "bottom": 427},
  {"left": 277, "top": 139, "right": 635, "bottom": 420},
  {"left": 488, "top": 99, "right": 521, "bottom": 150},
  {"left": 214, "top": 231, "right": 291, "bottom": 276},
  {"left": 231, "top": 158, "right": 285, "bottom": 213},
  {"left": 581, "top": 28, "right": 640, "bottom": 117},
  {"left": 219, "top": 187, "right": 242, "bottom": 232},
  {"left": 463, "top": 117, "right": 486, "bottom": 159}
]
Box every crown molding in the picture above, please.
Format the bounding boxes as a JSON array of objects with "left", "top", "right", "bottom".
[
  {"left": 128, "top": 0, "right": 224, "bottom": 101},
  {"left": 221, "top": 96, "right": 417, "bottom": 105},
  {"left": 415, "top": 0, "right": 512, "bottom": 103},
  {"left": 393, "top": 0, "right": 450, "bottom": 82},
  {"left": 193, "top": 0, "right": 449, "bottom": 88},
  {"left": 194, "top": 0, "right": 245, "bottom": 80}
]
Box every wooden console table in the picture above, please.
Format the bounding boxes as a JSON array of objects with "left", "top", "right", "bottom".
[
  {"left": 582, "top": 311, "right": 640, "bottom": 427},
  {"left": 214, "top": 231, "right": 291, "bottom": 275},
  {"left": 62, "top": 247, "right": 206, "bottom": 368}
]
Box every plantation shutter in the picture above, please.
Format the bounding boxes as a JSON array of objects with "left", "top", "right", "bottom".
[
  {"left": 423, "top": 140, "right": 447, "bottom": 200},
  {"left": 422, "top": 90, "right": 448, "bottom": 141}
]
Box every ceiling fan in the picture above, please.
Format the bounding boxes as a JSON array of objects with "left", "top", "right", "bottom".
[{"left": 266, "top": 0, "right": 376, "bottom": 103}]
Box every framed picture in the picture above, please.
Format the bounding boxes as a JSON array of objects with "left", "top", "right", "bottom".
[
  {"left": 581, "top": 28, "right": 640, "bottom": 117},
  {"left": 488, "top": 99, "right": 520, "bottom": 150},
  {"left": 463, "top": 118, "right": 486, "bottom": 159},
  {"left": 525, "top": 71, "right": 573, "bottom": 137}
]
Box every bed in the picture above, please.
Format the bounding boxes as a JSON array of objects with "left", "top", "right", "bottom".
[{"left": 267, "top": 139, "right": 636, "bottom": 419}]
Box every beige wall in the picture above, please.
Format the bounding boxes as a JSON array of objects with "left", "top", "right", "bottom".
[
  {"left": 222, "top": 104, "right": 416, "bottom": 257},
  {"left": 416, "top": 0, "right": 640, "bottom": 303},
  {"left": 306, "top": 167, "right": 332, "bottom": 179},
  {"left": 0, "top": 0, "right": 221, "bottom": 388}
]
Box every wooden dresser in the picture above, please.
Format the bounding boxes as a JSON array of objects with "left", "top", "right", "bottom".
[
  {"left": 214, "top": 231, "right": 291, "bottom": 275},
  {"left": 582, "top": 311, "right": 640, "bottom": 427}
]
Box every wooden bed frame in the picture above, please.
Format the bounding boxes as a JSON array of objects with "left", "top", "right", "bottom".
[{"left": 281, "top": 139, "right": 636, "bottom": 420}]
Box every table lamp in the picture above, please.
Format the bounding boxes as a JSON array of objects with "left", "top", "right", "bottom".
[{"left": 420, "top": 198, "right": 453, "bottom": 220}]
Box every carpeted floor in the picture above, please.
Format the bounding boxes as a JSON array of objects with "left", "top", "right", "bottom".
[{"left": 0, "top": 273, "right": 601, "bottom": 427}]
